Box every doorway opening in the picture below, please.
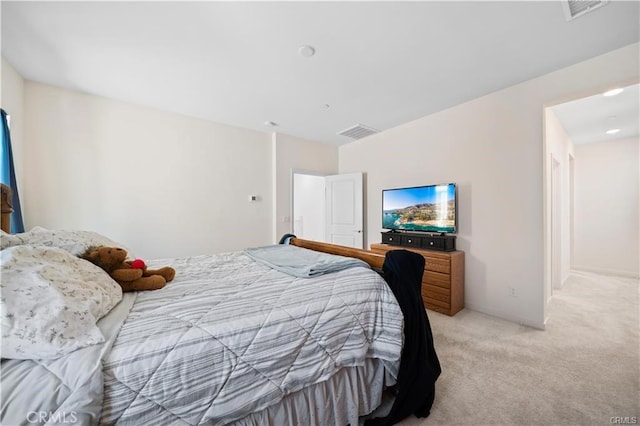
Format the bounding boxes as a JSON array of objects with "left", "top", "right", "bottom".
[
  {"left": 291, "top": 171, "right": 364, "bottom": 248},
  {"left": 292, "top": 172, "right": 325, "bottom": 242},
  {"left": 543, "top": 81, "right": 639, "bottom": 322}
]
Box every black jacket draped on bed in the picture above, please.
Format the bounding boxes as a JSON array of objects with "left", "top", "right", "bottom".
[{"left": 367, "top": 249, "right": 442, "bottom": 426}]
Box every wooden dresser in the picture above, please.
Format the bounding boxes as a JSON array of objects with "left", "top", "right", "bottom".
[{"left": 370, "top": 243, "right": 465, "bottom": 316}]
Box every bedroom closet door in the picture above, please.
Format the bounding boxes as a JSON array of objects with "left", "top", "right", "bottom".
[{"left": 324, "top": 172, "right": 363, "bottom": 249}]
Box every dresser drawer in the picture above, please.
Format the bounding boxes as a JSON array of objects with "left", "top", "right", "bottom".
[
  {"left": 369, "top": 243, "right": 464, "bottom": 316},
  {"left": 424, "top": 271, "right": 450, "bottom": 289},
  {"left": 423, "top": 296, "right": 450, "bottom": 310},
  {"left": 422, "top": 284, "right": 450, "bottom": 303},
  {"left": 425, "top": 303, "right": 452, "bottom": 316},
  {"left": 424, "top": 257, "right": 450, "bottom": 274}
]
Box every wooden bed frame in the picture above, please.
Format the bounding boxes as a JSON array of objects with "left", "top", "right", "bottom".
[
  {"left": 289, "top": 237, "right": 386, "bottom": 269},
  {"left": 0, "top": 196, "right": 385, "bottom": 270},
  {"left": 1, "top": 183, "right": 12, "bottom": 233}
]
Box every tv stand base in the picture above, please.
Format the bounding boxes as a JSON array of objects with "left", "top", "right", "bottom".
[{"left": 380, "top": 231, "right": 456, "bottom": 251}]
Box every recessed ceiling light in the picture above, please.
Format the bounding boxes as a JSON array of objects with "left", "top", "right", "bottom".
[
  {"left": 605, "top": 128, "right": 620, "bottom": 135},
  {"left": 603, "top": 88, "right": 624, "bottom": 97},
  {"left": 298, "top": 45, "right": 315, "bottom": 58},
  {"left": 323, "top": 104, "right": 330, "bottom": 110}
]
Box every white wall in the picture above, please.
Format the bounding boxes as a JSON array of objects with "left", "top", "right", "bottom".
[
  {"left": 339, "top": 43, "right": 639, "bottom": 329},
  {"left": 18, "top": 81, "right": 337, "bottom": 258},
  {"left": 1, "top": 57, "right": 25, "bottom": 197},
  {"left": 23, "top": 82, "right": 273, "bottom": 258},
  {"left": 573, "top": 137, "right": 639, "bottom": 277},
  {"left": 273, "top": 133, "right": 338, "bottom": 241}
]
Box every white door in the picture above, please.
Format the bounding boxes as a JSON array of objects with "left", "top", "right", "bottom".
[{"left": 325, "top": 172, "right": 363, "bottom": 248}]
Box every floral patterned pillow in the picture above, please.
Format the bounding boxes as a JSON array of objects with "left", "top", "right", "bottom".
[
  {"left": 1, "top": 245, "right": 123, "bottom": 359},
  {"left": 1, "top": 226, "right": 132, "bottom": 256},
  {"left": 0, "top": 230, "right": 23, "bottom": 250}
]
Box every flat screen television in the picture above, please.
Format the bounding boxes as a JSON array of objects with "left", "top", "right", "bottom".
[{"left": 382, "top": 183, "right": 457, "bottom": 233}]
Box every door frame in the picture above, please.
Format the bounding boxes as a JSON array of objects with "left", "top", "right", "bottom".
[{"left": 550, "top": 155, "right": 561, "bottom": 293}]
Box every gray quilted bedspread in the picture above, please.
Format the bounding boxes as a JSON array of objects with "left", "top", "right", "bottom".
[{"left": 99, "top": 250, "right": 403, "bottom": 425}]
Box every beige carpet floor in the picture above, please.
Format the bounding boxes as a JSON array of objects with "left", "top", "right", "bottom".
[{"left": 397, "top": 270, "right": 640, "bottom": 425}]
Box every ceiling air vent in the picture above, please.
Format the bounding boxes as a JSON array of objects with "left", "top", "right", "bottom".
[
  {"left": 337, "top": 124, "right": 379, "bottom": 140},
  {"left": 562, "top": 0, "right": 608, "bottom": 21}
]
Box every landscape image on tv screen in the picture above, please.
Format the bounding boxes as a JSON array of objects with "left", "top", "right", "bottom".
[{"left": 382, "top": 184, "right": 456, "bottom": 232}]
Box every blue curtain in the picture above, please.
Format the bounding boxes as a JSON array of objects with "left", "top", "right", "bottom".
[{"left": 1, "top": 109, "right": 25, "bottom": 233}]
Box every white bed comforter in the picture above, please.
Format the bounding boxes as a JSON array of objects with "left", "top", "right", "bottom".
[
  {"left": 1, "top": 294, "right": 136, "bottom": 425},
  {"left": 2, "top": 250, "right": 403, "bottom": 425}
]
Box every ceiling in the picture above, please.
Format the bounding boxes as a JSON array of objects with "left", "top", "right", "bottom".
[
  {"left": 2, "top": 1, "right": 639, "bottom": 145},
  {"left": 551, "top": 83, "right": 639, "bottom": 144}
]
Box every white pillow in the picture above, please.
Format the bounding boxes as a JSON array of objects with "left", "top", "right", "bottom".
[
  {"left": 1, "top": 226, "right": 132, "bottom": 256},
  {"left": 0, "top": 230, "right": 23, "bottom": 250},
  {"left": 0, "top": 245, "right": 123, "bottom": 359}
]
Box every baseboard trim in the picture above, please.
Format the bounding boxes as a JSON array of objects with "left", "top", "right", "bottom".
[
  {"left": 465, "top": 302, "right": 546, "bottom": 330},
  {"left": 571, "top": 265, "right": 639, "bottom": 279}
]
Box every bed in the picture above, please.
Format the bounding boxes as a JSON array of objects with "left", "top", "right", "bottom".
[{"left": 0, "top": 200, "right": 417, "bottom": 425}]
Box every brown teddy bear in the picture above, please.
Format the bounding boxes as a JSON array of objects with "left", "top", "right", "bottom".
[{"left": 81, "top": 246, "right": 175, "bottom": 292}]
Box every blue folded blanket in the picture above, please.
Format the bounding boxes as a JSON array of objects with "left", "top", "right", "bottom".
[{"left": 244, "top": 244, "right": 369, "bottom": 278}]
